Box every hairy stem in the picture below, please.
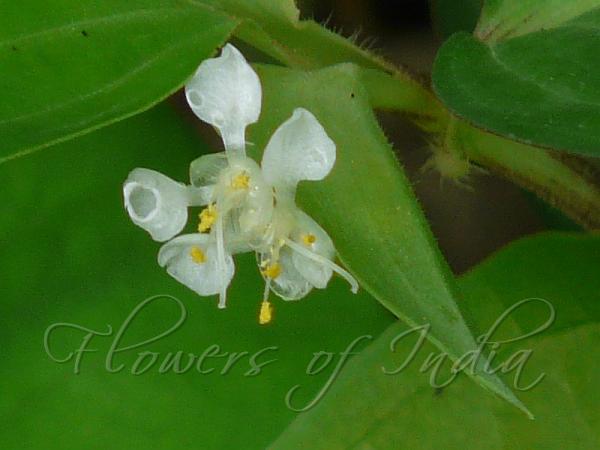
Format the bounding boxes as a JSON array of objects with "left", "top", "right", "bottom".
[{"left": 456, "top": 123, "right": 600, "bottom": 230}]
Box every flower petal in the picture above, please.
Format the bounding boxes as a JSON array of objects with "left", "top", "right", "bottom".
[
  {"left": 290, "top": 211, "right": 335, "bottom": 289},
  {"left": 189, "top": 152, "right": 228, "bottom": 187},
  {"left": 185, "top": 44, "right": 261, "bottom": 155},
  {"left": 264, "top": 247, "right": 313, "bottom": 301},
  {"left": 123, "top": 168, "right": 188, "bottom": 242},
  {"left": 261, "top": 108, "right": 336, "bottom": 194},
  {"left": 158, "top": 234, "right": 234, "bottom": 297}
]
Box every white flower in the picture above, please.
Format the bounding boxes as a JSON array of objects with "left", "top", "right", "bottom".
[
  {"left": 123, "top": 44, "right": 359, "bottom": 322},
  {"left": 182, "top": 47, "right": 358, "bottom": 316},
  {"left": 256, "top": 108, "right": 359, "bottom": 308},
  {"left": 123, "top": 168, "right": 210, "bottom": 242}
]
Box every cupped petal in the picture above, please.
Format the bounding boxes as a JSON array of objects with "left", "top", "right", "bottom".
[
  {"left": 261, "top": 108, "right": 336, "bottom": 194},
  {"left": 185, "top": 44, "right": 261, "bottom": 155},
  {"left": 262, "top": 248, "right": 313, "bottom": 301},
  {"left": 189, "top": 152, "right": 228, "bottom": 187},
  {"left": 158, "top": 234, "right": 235, "bottom": 297},
  {"left": 290, "top": 211, "right": 335, "bottom": 289},
  {"left": 123, "top": 168, "right": 188, "bottom": 242}
]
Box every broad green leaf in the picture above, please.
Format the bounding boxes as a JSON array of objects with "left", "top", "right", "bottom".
[
  {"left": 430, "top": 0, "right": 482, "bottom": 39},
  {"left": 433, "top": 7, "right": 600, "bottom": 157},
  {"left": 270, "top": 233, "right": 600, "bottom": 449},
  {"left": 0, "top": 103, "right": 395, "bottom": 449},
  {"left": 247, "top": 63, "right": 526, "bottom": 414},
  {"left": 458, "top": 233, "right": 600, "bottom": 334},
  {"left": 0, "top": 0, "right": 236, "bottom": 164}
]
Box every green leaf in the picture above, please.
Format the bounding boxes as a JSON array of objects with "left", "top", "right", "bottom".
[
  {"left": 458, "top": 232, "right": 600, "bottom": 334},
  {"left": 0, "top": 103, "right": 394, "bottom": 449},
  {"left": 432, "top": 7, "right": 600, "bottom": 157},
  {"left": 270, "top": 233, "right": 600, "bottom": 449},
  {"left": 0, "top": 0, "right": 236, "bottom": 164},
  {"left": 430, "top": 0, "right": 482, "bottom": 39},
  {"left": 476, "top": 0, "right": 600, "bottom": 42},
  {"left": 247, "top": 63, "right": 527, "bottom": 414}
]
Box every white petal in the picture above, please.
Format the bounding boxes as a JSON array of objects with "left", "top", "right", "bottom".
[
  {"left": 264, "top": 248, "right": 313, "bottom": 301},
  {"left": 189, "top": 152, "right": 228, "bottom": 187},
  {"left": 185, "top": 185, "right": 213, "bottom": 207},
  {"left": 158, "top": 234, "right": 234, "bottom": 297},
  {"left": 185, "top": 44, "right": 261, "bottom": 155},
  {"left": 123, "top": 168, "right": 188, "bottom": 242},
  {"left": 290, "top": 212, "right": 334, "bottom": 289},
  {"left": 261, "top": 108, "right": 336, "bottom": 193}
]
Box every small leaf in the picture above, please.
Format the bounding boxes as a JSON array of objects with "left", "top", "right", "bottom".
[
  {"left": 433, "top": 7, "right": 600, "bottom": 156},
  {"left": 270, "top": 233, "right": 600, "bottom": 449},
  {"left": 0, "top": 0, "right": 237, "bottom": 164},
  {"left": 248, "top": 63, "right": 526, "bottom": 414}
]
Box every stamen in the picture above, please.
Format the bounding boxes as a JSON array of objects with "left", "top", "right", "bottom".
[
  {"left": 189, "top": 246, "right": 206, "bottom": 264},
  {"left": 231, "top": 171, "right": 250, "bottom": 190},
  {"left": 198, "top": 203, "right": 217, "bottom": 233},
  {"left": 301, "top": 233, "right": 317, "bottom": 246},
  {"left": 284, "top": 239, "right": 359, "bottom": 294},
  {"left": 259, "top": 300, "right": 273, "bottom": 325},
  {"left": 261, "top": 262, "right": 282, "bottom": 279}
]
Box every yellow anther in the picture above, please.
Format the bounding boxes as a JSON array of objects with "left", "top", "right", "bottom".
[
  {"left": 198, "top": 203, "right": 217, "bottom": 233},
  {"left": 190, "top": 246, "right": 206, "bottom": 264},
  {"left": 231, "top": 171, "right": 250, "bottom": 190},
  {"left": 261, "top": 262, "right": 282, "bottom": 279},
  {"left": 302, "top": 233, "right": 317, "bottom": 246},
  {"left": 259, "top": 300, "right": 273, "bottom": 325}
]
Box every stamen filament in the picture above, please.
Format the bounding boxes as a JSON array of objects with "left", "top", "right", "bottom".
[
  {"left": 284, "top": 239, "right": 359, "bottom": 294},
  {"left": 215, "top": 214, "right": 228, "bottom": 309}
]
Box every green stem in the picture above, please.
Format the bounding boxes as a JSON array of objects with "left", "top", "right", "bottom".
[{"left": 456, "top": 123, "right": 600, "bottom": 230}]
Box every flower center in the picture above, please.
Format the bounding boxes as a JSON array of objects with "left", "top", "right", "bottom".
[
  {"left": 231, "top": 171, "right": 250, "bottom": 190},
  {"left": 198, "top": 203, "right": 217, "bottom": 233},
  {"left": 190, "top": 246, "right": 207, "bottom": 264}
]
